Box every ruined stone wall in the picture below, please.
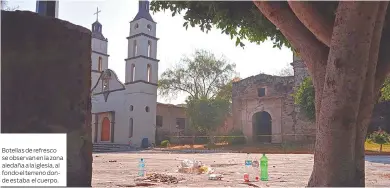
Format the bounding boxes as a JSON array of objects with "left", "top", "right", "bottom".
[
  {"left": 232, "top": 74, "right": 296, "bottom": 143},
  {"left": 2, "top": 11, "right": 92, "bottom": 186}
]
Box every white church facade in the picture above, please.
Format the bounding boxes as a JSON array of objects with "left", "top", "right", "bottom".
[{"left": 90, "top": 1, "right": 158, "bottom": 148}]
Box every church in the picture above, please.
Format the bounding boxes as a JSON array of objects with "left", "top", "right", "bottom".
[{"left": 90, "top": 1, "right": 158, "bottom": 147}]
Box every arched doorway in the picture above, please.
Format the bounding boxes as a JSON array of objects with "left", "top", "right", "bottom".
[
  {"left": 101, "top": 117, "right": 111, "bottom": 142},
  {"left": 252, "top": 111, "right": 272, "bottom": 143}
]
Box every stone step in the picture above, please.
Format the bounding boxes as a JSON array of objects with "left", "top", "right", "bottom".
[{"left": 93, "top": 143, "right": 136, "bottom": 153}]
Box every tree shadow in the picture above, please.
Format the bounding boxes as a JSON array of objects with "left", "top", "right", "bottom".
[{"left": 365, "top": 155, "right": 390, "bottom": 164}]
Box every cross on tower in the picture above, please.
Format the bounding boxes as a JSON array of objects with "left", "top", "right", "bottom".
[{"left": 94, "top": 7, "right": 101, "bottom": 21}]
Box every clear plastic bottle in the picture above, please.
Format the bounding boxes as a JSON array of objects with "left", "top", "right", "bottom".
[
  {"left": 252, "top": 157, "right": 260, "bottom": 181},
  {"left": 138, "top": 158, "right": 146, "bottom": 177},
  {"left": 244, "top": 153, "right": 252, "bottom": 182}
]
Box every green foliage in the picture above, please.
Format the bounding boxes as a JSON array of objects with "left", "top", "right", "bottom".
[
  {"left": 186, "top": 97, "right": 230, "bottom": 134},
  {"left": 368, "top": 128, "right": 390, "bottom": 145},
  {"left": 379, "top": 78, "right": 390, "bottom": 102},
  {"left": 158, "top": 49, "right": 237, "bottom": 100},
  {"left": 293, "top": 77, "right": 316, "bottom": 121},
  {"left": 224, "top": 129, "right": 246, "bottom": 145},
  {"left": 160, "top": 140, "right": 170, "bottom": 148},
  {"left": 150, "top": 1, "right": 290, "bottom": 49}
]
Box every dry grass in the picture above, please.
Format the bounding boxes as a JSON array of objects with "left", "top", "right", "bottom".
[{"left": 365, "top": 142, "right": 390, "bottom": 152}]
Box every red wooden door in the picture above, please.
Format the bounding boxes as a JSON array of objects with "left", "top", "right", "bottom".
[{"left": 101, "top": 117, "right": 110, "bottom": 141}]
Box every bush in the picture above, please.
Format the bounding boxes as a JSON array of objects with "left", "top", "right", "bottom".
[
  {"left": 293, "top": 77, "right": 316, "bottom": 121},
  {"left": 225, "top": 129, "right": 246, "bottom": 145},
  {"left": 368, "top": 128, "right": 390, "bottom": 152},
  {"left": 160, "top": 140, "right": 170, "bottom": 148}
]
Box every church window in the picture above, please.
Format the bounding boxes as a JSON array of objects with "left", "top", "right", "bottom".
[
  {"left": 176, "top": 118, "right": 185, "bottom": 130},
  {"left": 257, "top": 88, "right": 266, "bottom": 97},
  {"left": 156, "top": 115, "right": 163, "bottom": 127},
  {"left": 98, "top": 57, "right": 103, "bottom": 71},
  {"left": 134, "top": 23, "right": 139, "bottom": 29},
  {"left": 129, "top": 118, "right": 133, "bottom": 138},
  {"left": 147, "top": 24, "right": 152, "bottom": 32},
  {"left": 145, "top": 106, "right": 150, "bottom": 112},
  {"left": 131, "top": 64, "right": 136, "bottom": 82},
  {"left": 147, "top": 64, "right": 151, "bottom": 82},
  {"left": 133, "top": 40, "right": 138, "bottom": 56},
  {"left": 147, "top": 40, "right": 152, "bottom": 57},
  {"left": 130, "top": 105, "right": 134, "bottom": 111}
]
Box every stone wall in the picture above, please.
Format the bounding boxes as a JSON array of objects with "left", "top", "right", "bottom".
[{"left": 1, "top": 11, "right": 92, "bottom": 187}]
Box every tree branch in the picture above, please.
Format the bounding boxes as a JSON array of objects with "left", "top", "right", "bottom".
[
  {"left": 287, "top": 1, "right": 333, "bottom": 47},
  {"left": 253, "top": 1, "right": 328, "bottom": 77}
]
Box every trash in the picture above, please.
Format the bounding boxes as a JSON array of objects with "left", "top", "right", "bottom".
[
  {"left": 178, "top": 159, "right": 214, "bottom": 174},
  {"left": 208, "top": 174, "right": 223, "bottom": 180},
  {"left": 135, "top": 173, "right": 182, "bottom": 184},
  {"left": 108, "top": 160, "right": 117, "bottom": 162}
]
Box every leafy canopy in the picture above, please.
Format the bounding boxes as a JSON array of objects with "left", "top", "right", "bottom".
[
  {"left": 295, "top": 77, "right": 390, "bottom": 121},
  {"left": 293, "top": 77, "right": 315, "bottom": 121},
  {"left": 150, "top": 1, "right": 290, "bottom": 49},
  {"left": 158, "top": 49, "right": 237, "bottom": 100}
]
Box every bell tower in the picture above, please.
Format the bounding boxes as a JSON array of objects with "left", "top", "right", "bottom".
[
  {"left": 124, "top": 0, "right": 158, "bottom": 147},
  {"left": 91, "top": 7, "right": 109, "bottom": 88}
]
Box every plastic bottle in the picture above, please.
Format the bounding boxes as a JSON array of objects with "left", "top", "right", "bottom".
[
  {"left": 260, "top": 154, "right": 268, "bottom": 181},
  {"left": 138, "top": 158, "right": 145, "bottom": 177},
  {"left": 244, "top": 153, "right": 252, "bottom": 182},
  {"left": 252, "top": 157, "right": 260, "bottom": 181}
]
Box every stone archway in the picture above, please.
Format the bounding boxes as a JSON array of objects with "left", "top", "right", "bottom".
[{"left": 252, "top": 111, "right": 272, "bottom": 143}]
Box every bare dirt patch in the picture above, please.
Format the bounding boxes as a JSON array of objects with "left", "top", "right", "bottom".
[{"left": 92, "top": 151, "right": 390, "bottom": 187}]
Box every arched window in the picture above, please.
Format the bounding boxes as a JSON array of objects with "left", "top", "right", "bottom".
[
  {"left": 147, "top": 24, "right": 152, "bottom": 32},
  {"left": 98, "top": 57, "right": 103, "bottom": 71},
  {"left": 130, "top": 105, "right": 134, "bottom": 111},
  {"left": 147, "top": 64, "right": 151, "bottom": 82},
  {"left": 147, "top": 40, "right": 152, "bottom": 57},
  {"left": 129, "top": 118, "right": 133, "bottom": 138},
  {"left": 134, "top": 23, "right": 139, "bottom": 29},
  {"left": 131, "top": 64, "right": 136, "bottom": 82},
  {"left": 145, "top": 106, "right": 150, "bottom": 112},
  {"left": 133, "top": 40, "right": 138, "bottom": 56}
]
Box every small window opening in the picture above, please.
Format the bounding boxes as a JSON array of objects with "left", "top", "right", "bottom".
[
  {"left": 134, "top": 23, "right": 139, "bottom": 29},
  {"left": 98, "top": 57, "right": 103, "bottom": 71},
  {"left": 147, "top": 64, "right": 151, "bottom": 82},
  {"left": 129, "top": 118, "right": 133, "bottom": 138},
  {"left": 145, "top": 106, "right": 150, "bottom": 112},
  {"left": 147, "top": 24, "right": 152, "bottom": 32},
  {"left": 130, "top": 105, "right": 134, "bottom": 111},
  {"left": 133, "top": 40, "right": 138, "bottom": 56},
  {"left": 147, "top": 40, "right": 152, "bottom": 57},
  {"left": 257, "top": 88, "right": 266, "bottom": 97},
  {"left": 156, "top": 115, "right": 163, "bottom": 127},
  {"left": 131, "top": 64, "right": 136, "bottom": 81}
]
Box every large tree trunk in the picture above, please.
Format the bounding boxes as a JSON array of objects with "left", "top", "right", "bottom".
[{"left": 254, "top": 1, "right": 390, "bottom": 187}]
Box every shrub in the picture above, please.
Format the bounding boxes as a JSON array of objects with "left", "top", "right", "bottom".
[
  {"left": 225, "top": 129, "right": 246, "bottom": 145},
  {"left": 368, "top": 128, "right": 390, "bottom": 152},
  {"left": 160, "top": 140, "right": 170, "bottom": 148},
  {"left": 293, "top": 77, "right": 316, "bottom": 121}
]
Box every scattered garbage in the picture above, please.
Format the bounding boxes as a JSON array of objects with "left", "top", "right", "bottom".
[
  {"left": 135, "top": 173, "right": 182, "bottom": 184},
  {"left": 177, "top": 159, "right": 214, "bottom": 174},
  {"left": 208, "top": 174, "right": 223, "bottom": 180},
  {"left": 108, "top": 160, "right": 117, "bottom": 163}
]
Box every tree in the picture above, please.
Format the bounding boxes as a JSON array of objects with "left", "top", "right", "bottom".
[
  {"left": 293, "top": 77, "right": 315, "bottom": 121},
  {"left": 295, "top": 76, "right": 390, "bottom": 121},
  {"left": 1, "top": 0, "right": 19, "bottom": 11},
  {"left": 276, "top": 65, "right": 294, "bottom": 76},
  {"left": 379, "top": 78, "right": 390, "bottom": 102},
  {"left": 158, "top": 49, "right": 236, "bottom": 100},
  {"left": 151, "top": 1, "right": 390, "bottom": 186},
  {"left": 368, "top": 128, "right": 390, "bottom": 153},
  {"left": 158, "top": 49, "right": 236, "bottom": 141}
]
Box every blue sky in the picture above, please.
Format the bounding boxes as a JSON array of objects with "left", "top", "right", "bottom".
[{"left": 7, "top": 0, "right": 293, "bottom": 104}]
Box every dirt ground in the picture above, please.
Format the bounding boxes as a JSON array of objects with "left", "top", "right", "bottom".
[{"left": 92, "top": 151, "right": 390, "bottom": 187}]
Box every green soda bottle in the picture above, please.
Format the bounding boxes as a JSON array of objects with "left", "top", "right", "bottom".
[{"left": 260, "top": 153, "right": 268, "bottom": 181}]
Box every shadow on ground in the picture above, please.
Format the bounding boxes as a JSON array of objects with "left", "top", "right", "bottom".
[{"left": 365, "top": 155, "right": 390, "bottom": 164}]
